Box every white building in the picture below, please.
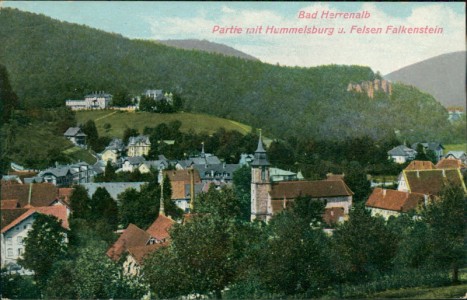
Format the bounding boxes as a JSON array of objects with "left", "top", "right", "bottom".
[
  {"left": 66, "top": 91, "right": 112, "bottom": 110},
  {"left": 1, "top": 206, "right": 69, "bottom": 272}
]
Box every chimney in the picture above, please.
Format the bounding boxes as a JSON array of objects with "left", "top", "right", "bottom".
[
  {"left": 382, "top": 189, "right": 386, "bottom": 196},
  {"left": 442, "top": 169, "right": 446, "bottom": 177},
  {"left": 416, "top": 170, "right": 420, "bottom": 178}
]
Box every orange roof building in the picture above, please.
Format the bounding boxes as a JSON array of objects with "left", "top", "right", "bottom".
[
  {"left": 1, "top": 205, "right": 69, "bottom": 268},
  {"left": 366, "top": 188, "right": 426, "bottom": 219}
]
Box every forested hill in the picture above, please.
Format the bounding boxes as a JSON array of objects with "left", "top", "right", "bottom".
[
  {"left": 156, "top": 39, "right": 259, "bottom": 61},
  {"left": 0, "top": 8, "right": 454, "bottom": 142}
]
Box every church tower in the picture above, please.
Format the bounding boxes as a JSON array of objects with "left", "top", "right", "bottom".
[{"left": 251, "top": 131, "right": 271, "bottom": 221}]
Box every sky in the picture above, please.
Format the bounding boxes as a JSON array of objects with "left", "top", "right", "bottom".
[{"left": 2, "top": 1, "right": 465, "bottom": 74}]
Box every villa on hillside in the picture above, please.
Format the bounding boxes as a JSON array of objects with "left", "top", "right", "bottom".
[{"left": 65, "top": 91, "right": 112, "bottom": 110}]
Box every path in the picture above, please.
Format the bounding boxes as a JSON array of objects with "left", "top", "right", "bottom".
[{"left": 95, "top": 111, "right": 117, "bottom": 122}]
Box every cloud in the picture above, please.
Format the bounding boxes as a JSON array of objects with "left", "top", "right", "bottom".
[{"left": 146, "top": 3, "right": 465, "bottom": 74}]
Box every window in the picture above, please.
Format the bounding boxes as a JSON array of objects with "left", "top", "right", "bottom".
[
  {"left": 18, "top": 248, "right": 23, "bottom": 256},
  {"left": 7, "top": 248, "right": 13, "bottom": 257},
  {"left": 7, "top": 237, "right": 12, "bottom": 245},
  {"left": 23, "top": 225, "right": 27, "bottom": 229},
  {"left": 17, "top": 236, "right": 23, "bottom": 244}
]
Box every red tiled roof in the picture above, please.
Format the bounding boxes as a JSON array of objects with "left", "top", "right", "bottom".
[
  {"left": 164, "top": 169, "right": 201, "bottom": 184},
  {"left": 436, "top": 158, "right": 462, "bottom": 169},
  {"left": 127, "top": 242, "right": 168, "bottom": 264},
  {"left": 1, "top": 205, "right": 69, "bottom": 233},
  {"left": 1, "top": 208, "right": 28, "bottom": 229},
  {"left": 146, "top": 215, "right": 175, "bottom": 241},
  {"left": 366, "top": 188, "right": 426, "bottom": 212},
  {"left": 1, "top": 182, "right": 59, "bottom": 208},
  {"left": 171, "top": 181, "right": 187, "bottom": 199},
  {"left": 405, "top": 160, "right": 436, "bottom": 171},
  {"left": 404, "top": 169, "right": 465, "bottom": 195},
  {"left": 106, "top": 224, "right": 151, "bottom": 261},
  {"left": 270, "top": 180, "right": 353, "bottom": 200},
  {"left": 1, "top": 199, "right": 20, "bottom": 209}
]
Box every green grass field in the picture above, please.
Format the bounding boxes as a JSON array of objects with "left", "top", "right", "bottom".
[
  {"left": 62, "top": 146, "right": 97, "bottom": 164},
  {"left": 370, "top": 283, "right": 467, "bottom": 299},
  {"left": 444, "top": 143, "right": 467, "bottom": 153},
  {"left": 76, "top": 110, "right": 253, "bottom": 138}
]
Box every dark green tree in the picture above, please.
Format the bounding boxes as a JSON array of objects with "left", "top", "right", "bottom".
[
  {"left": 123, "top": 127, "right": 139, "bottom": 144},
  {"left": 138, "top": 95, "right": 154, "bottom": 112},
  {"left": 423, "top": 184, "right": 465, "bottom": 282},
  {"left": 18, "top": 214, "right": 68, "bottom": 290},
  {"left": 69, "top": 185, "right": 92, "bottom": 221},
  {"left": 0, "top": 64, "right": 20, "bottom": 123},
  {"left": 232, "top": 164, "right": 252, "bottom": 221},
  {"left": 118, "top": 186, "right": 158, "bottom": 229},
  {"left": 80, "top": 119, "right": 99, "bottom": 150},
  {"left": 90, "top": 187, "right": 119, "bottom": 230},
  {"left": 331, "top": 206, "right": 398, "bottom": 282},
  {"left": 112, "top": 89, "right": 132, "bottom": 107},
  {"left": 343, "top": 161, "right": 371, "bottom": 203}
]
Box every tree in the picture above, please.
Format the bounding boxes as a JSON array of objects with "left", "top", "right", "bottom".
[
  {"left": 69, "top": 185, "right": 92, "bottom": 221},
  {"left": 18, "top": 214, "right": 68, "bottom": 290},
  {"left": 138, "top": 95, "right": 154, "bottom": 112},
  {"left": 118, "top": 186, "right": 158, "bottom": 229},
  {"left": 123, "top": 127, "right": 139, "bottom": 145},
  {"left": 422, "top": 184, "right": 465, "bottom": 282},
  {"left": 144, "top": 215, "right": 247, "bottom": 298},
  {"left": 343, "top": 161, "right": 371, "bottom": 203},
  {"left": 0, "top": 64, "right": 20, "bottom": 123},
  {"left": 232, "top": 165, "right": 252, "bottom": 221},
  {"left": 195, "top": 185, "right": 242, "bottom": 220},
  {"left": 90, "top": 187, "right": 119, "bottom": 230},
  {"left": 254, "top": 197, "right": 331, "bottom": 296},
  {"left": 80, "top": 120, "right": 99, "bottom": 150},
  {"left": 112, "top": 89, "right": 132, "bottom": 107},
  {"left": 331, "top": 207, "right": 397, "bottom": 282}
]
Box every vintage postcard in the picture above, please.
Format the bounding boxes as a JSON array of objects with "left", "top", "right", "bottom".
[{"left": 0, "top": 2, "right": 465, "bottom": 299}]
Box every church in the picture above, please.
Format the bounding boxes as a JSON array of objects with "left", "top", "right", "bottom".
[{"left": 251, "top": 135, "right": 354, "bottom": 222}]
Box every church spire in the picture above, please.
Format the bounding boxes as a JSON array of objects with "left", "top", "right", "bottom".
[
  {"left": 252, "top": 129, "right": 269, "bottom": 166},
  {"left": 158, "top": 169, "right": 165, "bottom": 215}
]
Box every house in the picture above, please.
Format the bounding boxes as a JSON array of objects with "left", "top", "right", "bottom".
[
  {"left": 125, "top": 243, "right": 167, "bottom": 276},
  {"left": 250, "top": 135, "right": 353, "bottom": 222},
  {"left": 404, "top": 160, "right": 436, "bottom": 171},
  {"left": 270, "top": 167, "right": 302, "bottom": 182},
  {"left": 145, "top": 214, "right": 175, "bottom": 243},
  {"left": 1, "top": 206, "right": 69, "bottom": 271},
  {"left": 107, "top": 215, "right": 173, "bottom": 275},
  {"left": 445, "top": 151, "right": 467, "bottom": 164},
  {"left": 193, "top": 163, "right": 240, "bottom": 183},
  {"left": 81, "top": 182, "right": 147, "bottom": 202},
  {"left": 144, "top": 89, "right": 164, "bottom": 101},
  {"left": 63, "top": 127, "right": 87, "bottom": 146},
  {"left": 1, "top": 182, "right": 67, "bottom": 208},
  {"left": 127, "top": 135, "right": 151, "bottom": 157},
  {"left": 164, "top": 169, "right": 202, "bottom": 212},
  {"left": 138, "top": 156, "right": 169, "bottom": 174},
  {"left": 322, "top": 207, "right": 346, "bottom": 226},
  {"left": 365, "top": 188, "right": 427, "bottom": 219},
  {"left": 65, "top": 91, "right": 112, "bottom": 110},
  {"left": 436, "top": 158, "right": 464, "bottom": 170},
  {"left": 387, "top": 145, "right": 417, "bottom": 164},
  {"left": 397, "top": 169, "right": 466, "bottom": 195},
  {"left": 239, "top": 153, "right": 255, "bottom": 166},
  {"left": 121, "top": 156, "right": 146, "bottom": 172},
  {"left": 25, "top": 162, "right": 94, "bottom": 186},
  {"left": 411, "top": 142, "right": 444, "bottom": 162},
  {"left": 101, "top": 138, "right": 125, "bottom": 164}
]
